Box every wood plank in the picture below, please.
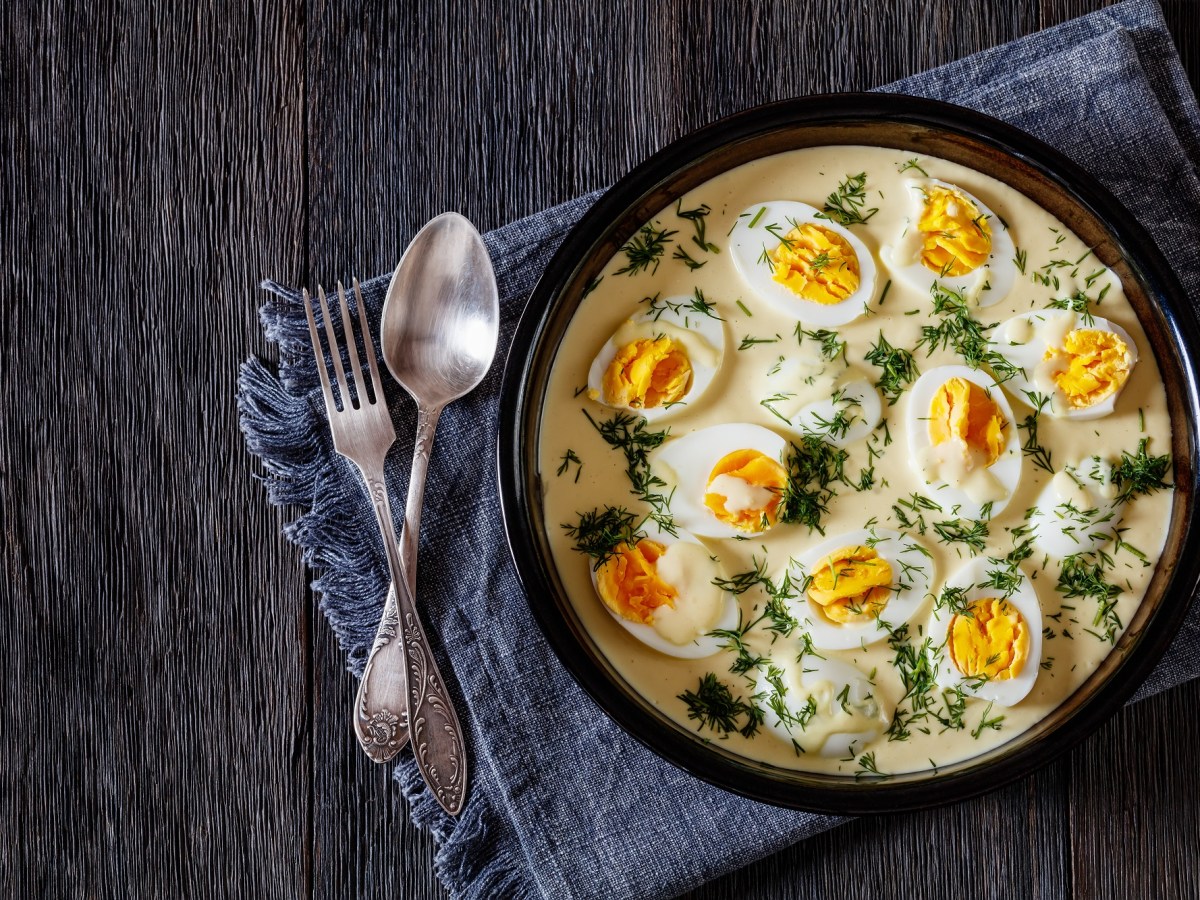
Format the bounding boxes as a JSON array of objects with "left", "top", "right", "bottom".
[{"left": 0, "top": 1, "right": 310, "bottom": 896}]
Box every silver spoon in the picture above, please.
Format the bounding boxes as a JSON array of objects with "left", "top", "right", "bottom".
[{"left": 352, "top": 213, "right": 499, "bottom": 817}]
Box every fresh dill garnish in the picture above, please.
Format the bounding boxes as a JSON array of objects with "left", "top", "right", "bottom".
[
  {"left": 1018, "top": 391, "right": 1055, "bottom": 474},
  {"left": 777, "top": 436, "right": 849, "bottom": 533},
  {"left": 556, "top": 448, "right": 582, "bottom": 482},
  {"left": 933, "top": 518, "right": 989, "bottom": 555},
  {"left": 918, "top": 284, "right": 1022, "bottom": 382},
  {"left": 897, "top": 158, "right": 929, "bottom": 176},
  {"left": 817, "top": 172, "right": 879, "bottom": 226},
  {"left": 891, "top": 492, "right": 942, "bottom": 535},
  {"left": 1111, "top": 438, "right": 1172, "bottom": 502},
  {"left": 970, "top": 701, "right": 1006, "bottom": 739},
  {"left": 712, "top": 556, "right": 774, "bottom": 596},
  {"left": 864, "top": 332, "right": 919, "bottom": 405},
  {"left": 1013, "top": 248, "right": 1027, "bottom": 275},
  {"left": 709, "top": 616, "right": 769, "bottom": 676},
  {"left": 1047, "top": 287, "right": 1106, "bottom": 326},
  {"left": 854, "top": 752, "right": 887, "bottom": 779},
  {"left": 615, "top": 222, "right": 677, "bottom": 276},
  {"left": 562, "top": 506, "right": 643, "bottom": 567},
  {"left": 672, "top": 245, "right": 706, "bottom": 270},
  {"left": 980, "top": 565, "right": 1022, "bottom": 598},
  {"left": 582, "top": 275, "right": 603, "bottom": 298},
  {"left": 736, "top": 299, "right": 752, "bottom": 317},
  {"left": 760, "top": 392, "right": 796, "bottom": 426},
  {"left": 796, "top": 325, "right": 847, "bottom": 362},
  {"left": 884, "top": 623, "right": 967, "bottom": 740},
  {"left": 678, "top": 673, "right": 763, "bottom": 738},
  {"left": 879, "top": 278, "right": 892, "bottom": 306},
  {"left": 935, "top": 585, "right": 973, "bottom": 616},
  {"left": 674, "top": 199, "right": 720, "bottom": 254},
  {"left": 1058, "top": 552, "right": 1122, "bottom": 644},
  {"left": 641, "top": 288, "right": 722, "bottom": 321},
  {"left": 739, "top": 334, "right": 780, "bottom": 350},
  {"left": 583, "top": 410, "right": 675, "bottom": 532}
]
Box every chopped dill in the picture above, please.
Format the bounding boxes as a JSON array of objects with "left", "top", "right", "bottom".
[
  {"left": 582, "top": 275, "right": 603, "bottom": 298},
  {"left": 933, "top": 517, "right": 989, "bottom": 555},
  {"left": 918, "top": 284, "right": 1022, "bottom": 383},
  {"left": 864, "top": 332, "right": 919, "bottom": 405},
  {"left": 583, "top": 410, "right": 675, "bottom": 532},
  {"left": 562, "top": 505, "right": 643, "bottom": 567},
  {"left": 674, "top": 199, "right": 720, "bottom": 254},
  {"left": 1018, "top": 391, "right": 1055, "bottom": 474},
  {"left": 615, "top": 222, "right": 678, "bottom": 276},
  {"left": 796, "top": 325, "right": 847, "bottom": 362},
  {"left": 1112, "top": 438, "right": 1171, "bottom": 502},
  {"left": 739, "top": 334, "right": 780, "bottom": 350},
  {"left": 556, "top": 448, "right": 582, "bottom": 482},
  {"left": 678, "top": 673, "right": 763, "bottom": 738},
  {"left": 898, "top": 158, "right": 929, "bottom": 176},
  {"left": 817, "top": 172, "right": 879, "bottom": 226},
  {"left": 777, "top": 435, "right": 850, "bottom": 533},
  {"left": 1058, "top": 552, "right": 1122, "bottom": 644},
  {"left": 736, "top": 299, "right": 752, "bottom": 317}
]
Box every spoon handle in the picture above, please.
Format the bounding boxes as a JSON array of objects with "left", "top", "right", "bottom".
[{"left": 397, "top": 405, "right": 470, "bottom": 815}]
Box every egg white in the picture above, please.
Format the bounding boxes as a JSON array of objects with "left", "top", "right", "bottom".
[
  {"left": 929, "top": 557, "right": 1043, "bottom": 707},
  {"left": 783, "top": 528, "right": 935, "bottom": 650},
  {"left": 651, "top": 422, "right": 788, "bottom": 538},
  {"left": 586, "top": 297, "right": 726, "bottom": 422},
  {"left": 754, "top": 653, "right": 892, "bottom": 757},
  {"left": 1028, "top": 457, "right": 1123, "bottom": 558},
  {"left": 905, "top": 365, "right": 1023, "bottom": 519},
  {"left": 588, "top": 518, "right": 738, "bottom": 659},
  {"left": 728, "top": 200, "right": 877, "bottom": 326},
  {"left": 988, "top": 310, "right": 1138, "bottom": 420},
  {"left": 883, "top": 178, "right": 1017, "bottom": 308}
]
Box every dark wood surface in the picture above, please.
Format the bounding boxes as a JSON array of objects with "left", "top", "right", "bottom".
[{"left": 4, "top": 1, "right": 1199, "bottom": 897}]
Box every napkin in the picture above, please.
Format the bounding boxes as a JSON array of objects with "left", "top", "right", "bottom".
[{"left": 237, "top": 1, "right": 1200, "bottom": 897}]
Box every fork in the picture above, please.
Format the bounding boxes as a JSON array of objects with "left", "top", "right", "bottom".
[{"left": 303, "top": 280, "right": 468, "bottom": 817}]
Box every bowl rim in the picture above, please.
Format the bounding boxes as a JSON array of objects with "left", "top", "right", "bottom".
[{"left": 496, "top": 92, "right": 1200, "bottom": 814}]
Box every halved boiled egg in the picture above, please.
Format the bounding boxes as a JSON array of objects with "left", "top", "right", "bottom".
[
  {"left": 586, "top": 296, "right": 726, "bottom": 421},
  {"left": 783, "top": 528, "right": 934, "bottom": 650},
  {"left": 755, "top": 653, "right": 892, "bottom": 757},
  {"left": 988, "top": 310, "right": 1137, "bottom": 419},
  {"left": 883, "top": 179, "right": 1017, "bottom": 307},
  {"left": 929, "top": 557, "right": 1043, "bottom": 706},
  {"left": 728, "top": 201, "right": 877, "bottom": 326},
  {"left": 1029, "top": 456, "right": 1122, "bottom": 558},
  {"left": 906, "top": 365, "right": 1022, "bottom": 518},
  {"left": 650, "top": 423, "right": 787, "bottom": 538},
  {"left": 761, "top": 356, "right": 883, "bottom": 447},
  {"left": 589, "top": 519, "right": 737, "bottom": 658}
]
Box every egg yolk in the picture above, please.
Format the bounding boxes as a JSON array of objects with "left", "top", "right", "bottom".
[
  {"left": 704, "top": 449, "right": 787, "bottom": 532},
  {"left": 602, "top": 336, "right": 693, "bottom": 409},
  {"left": 928, "top": 377, "right": 1006, "bottom": 468},
  {"left": 948, "top": 597, "right": 1030, "bottom": 682},
  {"left": 807, "top": 546, "right": 894, "bottom": 624},
  {"left": 595, "top": 539, "right": 677, "bottom": 625},
  {"left": 1050, "top": 329, "right": 1131, "bottom": 409},
  {"left": 919, "top": 185, "right": 992, "bottom": 277},
  {"left": 770, "top": 224, "right": 861, "bottom": 305}
]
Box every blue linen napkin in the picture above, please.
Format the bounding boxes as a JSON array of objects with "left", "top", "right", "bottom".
[{"left": 237, "top": 1, "right": 1200, "bottom": 897}]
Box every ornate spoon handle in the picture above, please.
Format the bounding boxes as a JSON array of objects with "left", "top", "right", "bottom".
[{"left": 353, "top": 405, "right": 467, "bottom": 815}]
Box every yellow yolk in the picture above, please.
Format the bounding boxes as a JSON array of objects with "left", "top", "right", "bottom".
[
  {"left": 1051, "top": 329, "right": 1131, "bottom": 408},
  {"left": 807, "top": 546, "right": 894, "bottom": 624},
  {"left": 703, "top": 449, "right": 787, "bottom": 532},
  {"left": 595, "top": 539, "right": 677, "bottom": 625},
  {"left": 770, "top": 224, "right": 861, "bottom": 305},
  {"left": 919, "top": 185, "right": 992, "bottom": 276},
  {"left": 602, "top": 336, "right": 692, "bottom": 409},
  {"left": 948, "top": 598, "right": 1030, "bottom": 682},
  {"left": 928, "top": 377, "right": 1006, "bottom": 467}
]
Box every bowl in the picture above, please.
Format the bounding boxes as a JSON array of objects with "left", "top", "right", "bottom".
[{"left": 496, "top": 93, "right": 1200, "bottom": 813}]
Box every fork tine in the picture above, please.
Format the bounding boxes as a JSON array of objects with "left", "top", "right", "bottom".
[
  {"left": 337, "top": 281, "right": 368, "bottom": 407},
  {"left": 317, "top": 285, "right": 351, "bottom": 411},
  {"left": 303, "top": 289, "right": 338, "bottom": 414},
  {"left": 353, "top": 278, "right": 384, "bottom": 401}
]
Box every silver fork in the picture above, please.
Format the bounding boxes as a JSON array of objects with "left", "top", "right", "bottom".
[{"left": 303, "top": 280, "right": 468, "bottom": 817}]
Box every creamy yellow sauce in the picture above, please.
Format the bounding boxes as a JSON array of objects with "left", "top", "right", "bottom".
[{"left": 538, "top": 146, "right": 1174, "bottom": 776}]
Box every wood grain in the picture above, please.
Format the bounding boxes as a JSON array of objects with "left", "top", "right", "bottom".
[{"left": 2, "top": 1, "right": 1197, "bottom": 898}]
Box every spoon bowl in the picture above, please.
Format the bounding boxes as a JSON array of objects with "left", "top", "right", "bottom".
[{"left": 382, "top": 212, "right": 500, "bottom": 404}]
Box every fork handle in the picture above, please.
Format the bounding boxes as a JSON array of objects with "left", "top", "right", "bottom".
[{"left": 357, "top": 455, "right": 469, "bottom": 816}]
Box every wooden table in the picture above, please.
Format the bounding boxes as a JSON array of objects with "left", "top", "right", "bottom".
[{"left": 4, "top": 1, "right": 1199, "bottom": 897}]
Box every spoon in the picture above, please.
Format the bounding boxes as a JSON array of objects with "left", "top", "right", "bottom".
[{"left": 352, "top": 213, "right": 499, "bottom": 816}]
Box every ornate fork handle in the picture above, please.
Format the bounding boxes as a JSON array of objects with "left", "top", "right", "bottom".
[{"left": 358, "top": 463, "right": 467, "bottom": 815}]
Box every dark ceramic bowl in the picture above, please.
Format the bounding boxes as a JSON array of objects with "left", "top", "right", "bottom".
[{"left": 496, "top": 94, "right": 1200, "bottom": 813}]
